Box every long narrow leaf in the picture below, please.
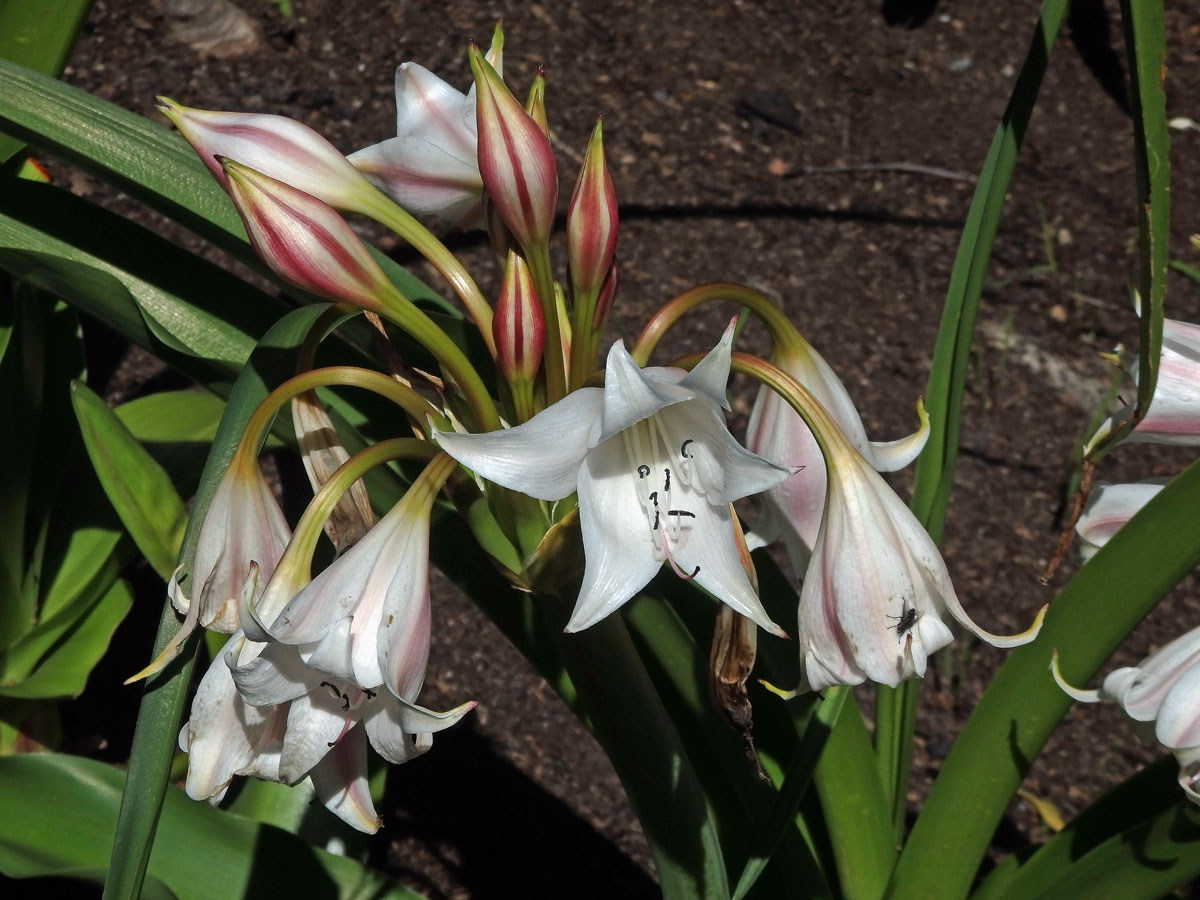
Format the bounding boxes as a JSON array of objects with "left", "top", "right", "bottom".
[
  {"left": 1090, "top": 0, "right": 1169, "bottom": 455},
  {"left": 0, "top": 753, "right": 427, "bottom": 899},
  {"left": 888, "top": 456, "right": 1200, "bottom": 900},
  {"left": 970, "top": 757, "right": 1179, "bottom": 900},
  {"left": 72, "top": 381, "right": 189, "bottom": 579},
  {"left": 0, "top": 0, "right": 92, "bottom": 162}
]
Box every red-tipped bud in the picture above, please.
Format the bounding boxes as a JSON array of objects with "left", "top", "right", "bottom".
[
  {"left": 592, "top": 260, "right": 619, "bottom": 331},
  {"left": 158, "top": 97, "right": 375, "bottom": 213},
  {"left": 221, "top": 158, "right": 393, "bottom": 309},
  {"left": 469, "top": 45, "right": 558, "bottom": 251},
  {"left": 567, "top": 119, "right": 618, "bottom": 302},
  {"left": 525, "top": 68, "right": 549, "bottom": 137},
  {"left": 493, "top": 250, "right": 545, "bottom": 384}
]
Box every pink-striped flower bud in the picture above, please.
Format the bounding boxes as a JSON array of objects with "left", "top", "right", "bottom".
[
  {"left": 469, "top": 44, "right": 558, "bottom": 251},
  {"left": 592, "top": 260, "right": 619, "bottom": 331},
  {"left": 221, "top": 158, "right": 393, "bottom": 310},
  {"left": 158, "top": 97, "right": 376, "bottom": 213},
  {"left": 493, "top": 250, "right": 545, "bottom": 384},
  {"left": 567, "top": 119, "right": 618, "bottom": 302}
]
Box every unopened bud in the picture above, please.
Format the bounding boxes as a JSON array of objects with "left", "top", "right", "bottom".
[
  {"left": 568, "top": 119, "right": 618, "bottom": 302},
  {"left": 493, "top": 250, "right": 545, "bottom": 384},
  {"left": 221, "top": 158, "right": 393, "bottom": 309},
  {"left": 469, "top": 44, "right": 558, "bottom": 251},
  {"left": 158, "top": 97, "right": 375, "bottom": 213}
]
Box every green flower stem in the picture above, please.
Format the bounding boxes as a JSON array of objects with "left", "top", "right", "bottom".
[
  {"left": 275, "top": 439, "right": 449, "bottom": 584},
  {"left": 568, "top": 284, "right": 600, "bottom": 391},
  {"left": 526, "top": 241, "right": 568, "bottom": 404},
  {"left": 236, "top": 366, "right": 447, "bottom": 464},
  {"left": 630, "top": 282, "right": 806, "bottom": 367},
  {"left": 371, "top": 288, "right": 502, "bottom": 432},
  {"left": 873, "top": 680, "right": 919, "bottom": 842},
  {"left": 357, "top": 189, "right": 496, "bottom": 359}
]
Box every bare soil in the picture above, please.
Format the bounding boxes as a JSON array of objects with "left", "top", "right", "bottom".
[{"left": 25, "top": 0, "right": 1200, "bottom": 897}]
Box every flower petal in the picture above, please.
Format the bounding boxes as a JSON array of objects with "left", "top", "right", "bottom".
[
  {"left": 309, "top": 725, "right": 381, "bottom": 833},
  {"left": 600, "top": 341, "right": 692, "bottom": 439},
  {"left": 1155, "top": 662, "right": 1200, "bottom": 751},
  {"left": 363, "top": 695, "right": 475, "bottom": 764},
  {"left": 660, "top": 399, "right": 795, "bottom": 504},
  {"left": 435, "top": 387, "right": 604, "bottom": 500},
  {"left": 678, "top": 322, "right": 735, "bottom": 409},
  {"left": 230, "top": 643, "right": 314, "bottom": 707},
  {"left": 279, "top": 689, "right": 348, "bottom": 784},
  {"left": 671, "top": 502, "right": 784, "bottom": 636},
  {"left": 567, "top": 436, "right": 663, "bottom": 632},
  {"left": 180, "top": 638, "right": 266, "bottom": 800}
]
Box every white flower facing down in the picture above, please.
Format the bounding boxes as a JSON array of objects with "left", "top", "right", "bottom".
[
  {"left": 745, "top": 336, "right": 929, "bottom": 575},
  {"left": 179, "top": 628, "right": 382, "bottom": 833},
  {"left": 435, "top": 327, "right": 796, "bottom": 635},
  {"left": 796, "top": 439, "right": 1044, "bottom": 694},
  {"left": 1055, "top": 625, "right": 1200, "bottom": 804},
  {"left": 175, "top": 455, "right": 291, "bottom": 635},
  {"left": 237, "top": 462, "right": 474, "bottom": 777}
]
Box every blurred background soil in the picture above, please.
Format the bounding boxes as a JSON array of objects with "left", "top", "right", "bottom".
[{"left": 32, "top": 0, "right": 1200, "bottom": 897}]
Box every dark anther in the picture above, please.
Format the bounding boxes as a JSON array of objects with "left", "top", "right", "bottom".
[
  {"left": 364, "top": 688, "right": 377, "bottom": 700},
  {"left": 668, "top": 509, "right": 697, "bottom": 518},
  {"left": 319, "top": 681, "right": 344, "bottom": 702},
  {"left": 680, "top": 439, "right": 695, "bottom": 458},
  {"left": 663, "top": 468, "right": 671, "bottom": 491},
  {"left": 327, "top": 739, "right": 338, "bottom": 747},
  {"left": 341, "top": 696, "right": 350, "bottom": 711},
  {"left": 649, "top": 491, "right": 658, "bottom": 507},
  {"left": 653, "top": 510, "right": 660, "bottom": 530},
  {"left": 688, "top": 565, "right": 700, "bottom": 577},
  {"left": 638, "top": 464, "right": 651, "bottom": 478}
]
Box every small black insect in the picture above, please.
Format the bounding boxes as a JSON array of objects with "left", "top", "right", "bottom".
[{"left": 887, "top": 605, "right": 920, "bottom": 642}]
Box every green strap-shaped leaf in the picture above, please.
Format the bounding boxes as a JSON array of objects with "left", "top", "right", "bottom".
[
  {"left": 553, "top": 610, "right": 732, "bottom": 900},
  {"left": 1125, "top": 0, "right": 1169, "bottom": 420},
  {"left": 72, "top": 380, "right": 189, "bottom": 580},
  {"left": 1026, "top": 802, "right": 1200, "bottom": 900},
  {"left": 0, "top": 0, "right": 92, "bottom": 163},
  {"left": 624, "top": 594, "right": 831, "bottom": 898},
  {"left": 0, "top": 578, "right": 131, "bottom": 700},
  {"left": 888, "top": 456, "right": 1200, "bottom": 900},
  {"left": 969, "top": 757, "right": 1179, "bottom": 900},
  {"left": 0, "top": 753, "right": 427, "bottom": 899},
  {"left": 0, "top": 178, "right": 287, "bottom": 370}
]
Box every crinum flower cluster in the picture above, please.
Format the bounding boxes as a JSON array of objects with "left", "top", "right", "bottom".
[{"left": 142, "top": 24, "right": 1045, "bottom": 831}]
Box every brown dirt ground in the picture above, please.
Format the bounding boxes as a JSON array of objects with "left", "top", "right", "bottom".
[{"left": 21, "top": 0, "right": 1200, "bottom": 897}]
